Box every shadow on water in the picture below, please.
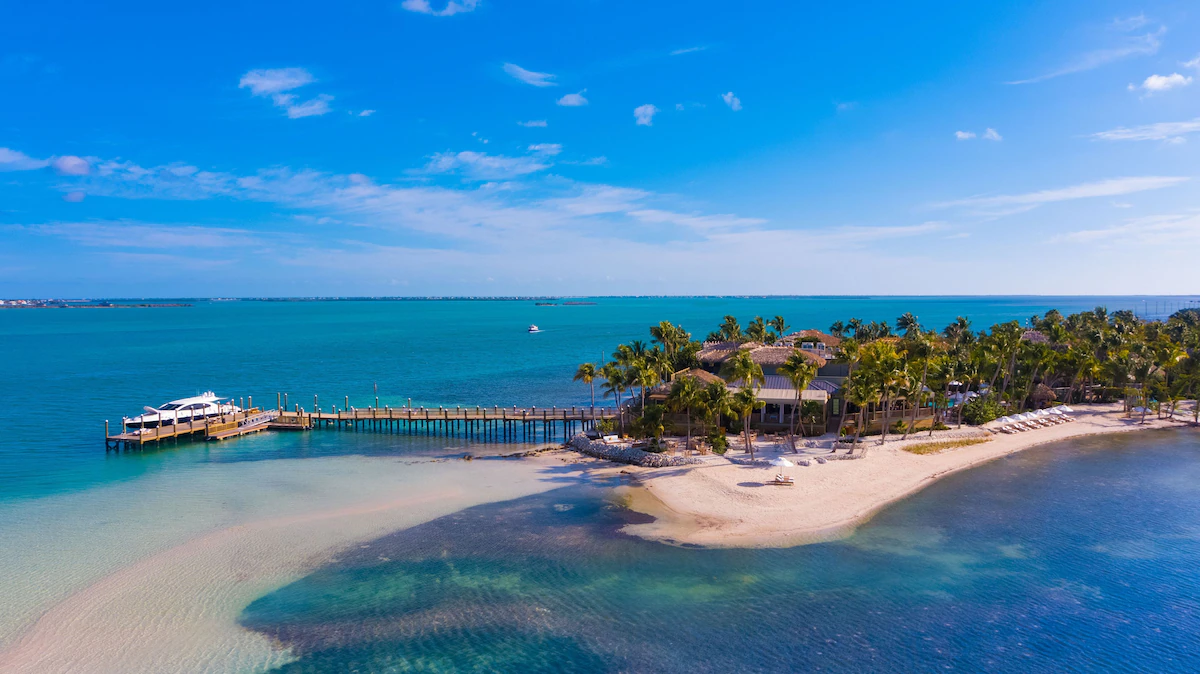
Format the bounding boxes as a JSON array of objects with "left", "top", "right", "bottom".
[{"left": 241, "top": 430, "right": 1200, "bottom": 673}]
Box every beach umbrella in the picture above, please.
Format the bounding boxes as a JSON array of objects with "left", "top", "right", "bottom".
[
  {"left": 1059, "top": 406, "right": 1074, "bottom": 413},
  {"left": 770, "top": 456, "right": 794, "bottom": 469},
  {"left": 997, "top": 416, "right": 1013, "bottom": 424}
]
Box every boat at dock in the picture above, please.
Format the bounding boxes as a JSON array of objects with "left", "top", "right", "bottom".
[{"left": 123, "top": 392, "right": 241, "bottom": 428}]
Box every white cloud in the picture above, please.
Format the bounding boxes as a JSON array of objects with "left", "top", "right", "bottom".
[
  {"left": 24, "top": 222, "right": 261, "bottom": 248},
  {"left": 628, "top": 209, "right": 765, "bottom": 233},
  {"left": 633, "top": 104, "right": 658, "bottom": 126},
  {"left": 955, "top": 131, "right": 976, "bottom": 140},
  {"left": 400, "top": 0, "right": 479, "bottom": 16},
  {"left": 670, "top": 46, "right": 707, "bottom": 56},
  {"left": 935, "top": 176, "right": 1188, "bottom": 211},
  {"left": 721, "top": 91, "right": 742, "bottom": 111},
  {"left": 1008, "top": 26, "right": 1164, "bottom": 84},
  {"left": 1091, "top": 118, "right": 1200, "bottom": 142},
  {"left": 983, "top": 128, "right": 1003, "bottom": 141},
  {"left": 675, "top": 103, "right": 685, "bottom": 111},
  {"left": 1138, "top": 72, "right": 1192, "bottom": 93},
  {"left": 238, "top": 68, "right": 314, "bottom": 96},
  {"left": 423, "top": 150, "right": 551, "bottom": 180},
  {"left": 239, "top": 67, "right": 333, "bottom": 118},
  {"left": 50, "top": 155, "right": 90, "bottom": 176},
  {"left": 527, "top": 143, "right": 562, "bottom": 156},
  {"left": 1053, "top": 212, "right": 1200, "bottom": 247},
  {"left": 1184, "top": 54, "right": 1200, "bottom": 70},
  {"left": 556, "top": 90, "right": 588, "bottom": 106},
  {"left": 285, "top": 94, "right": 333, "bottom": 118},
  {"left": 502, "top": 63, "right": 556, "bottom": 87},
  {"left": 358, "top": 109, "right": 376, "bottom": 117},
  {"left": 518, "top": 119, "right": 547, "bottom": 127},
  {"left": 0, "top": 147, "right": 50, "bottom": 171}
]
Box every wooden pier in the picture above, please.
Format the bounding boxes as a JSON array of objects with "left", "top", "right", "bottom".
[{"left": 106, "top": 402, "right": 618, "bottom": 450}]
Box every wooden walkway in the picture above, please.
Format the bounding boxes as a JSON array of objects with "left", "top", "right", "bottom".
[{"left": 107, "top": 404, "right": 617, "bottom": 449}]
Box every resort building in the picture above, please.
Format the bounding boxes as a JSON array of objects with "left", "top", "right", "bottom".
[{"left": 695, "top": 334, "right": 850, "bottom": 433}]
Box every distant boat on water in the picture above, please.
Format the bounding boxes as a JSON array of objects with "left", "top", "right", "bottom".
[{"left": 528, "top": 324, "right": 542, "bottom": 333}]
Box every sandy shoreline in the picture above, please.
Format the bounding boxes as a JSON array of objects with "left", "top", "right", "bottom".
[
  {"left": 617, "top": 404, "right": 1194, "bottom": 548},
  {"left": 0, "top": 452, "right": 581, "bottom": 674}
]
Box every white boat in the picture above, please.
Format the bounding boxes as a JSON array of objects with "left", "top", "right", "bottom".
[
  {"left": 528, "top": 324, "right": 541, "bottom": 333},
  {"left": 123, "top": 391, "right": 240, "bottom": 428}
]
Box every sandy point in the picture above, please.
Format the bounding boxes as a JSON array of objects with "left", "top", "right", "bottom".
[{"left": 615, "top": 404, "right": 1193, "bottom": 549}]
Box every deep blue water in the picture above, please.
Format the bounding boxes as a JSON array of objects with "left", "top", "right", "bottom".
[
  {"left": 2, "top": 295, "right": 1195, "bottom": 501},
  {"left": 242, "top": 429, "right": 1200, "bottom": 673}
]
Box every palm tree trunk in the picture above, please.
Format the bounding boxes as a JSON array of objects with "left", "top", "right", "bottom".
[
  {"left": 835, "top": 364, "right": 855, "bottom": 437},
  {"left": 905, "top": 361, "right": 928, "bottom": 440},
  {"left": 590, "top": 381, "right": 595, "bottom": 408},
  {"left": 685, "top": 407, "right": 692, "bottom": 454},
  {"left": 880, "top": 395, "right": 891, "bottom": 445}
]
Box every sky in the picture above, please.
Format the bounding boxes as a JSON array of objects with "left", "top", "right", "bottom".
[{"left": 1, "top": 0, "right": 1198, "bottom": 297}]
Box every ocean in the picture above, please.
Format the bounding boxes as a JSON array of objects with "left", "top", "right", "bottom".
[{"left": 1, "top": 296, "right": 1198, "bottom": 672}]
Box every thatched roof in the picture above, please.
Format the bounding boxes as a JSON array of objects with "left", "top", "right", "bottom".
[
  {"left": 749, "top": 346, "right": 827, "bottom": 368},
  {"left": 697, "top": 342, "right": 827, "bottom": 368},
  {"left": 784, "top": 329, "right": 842, "bottom": 347},
  {"left": 1031, "top": 383, "right": 1057, "bottom": 402},
  {"left": 697, "top": 341, "right": 759, "bottom": 365},
  {"left": 674, "top": 368, "right": 724, "bottom": 386}
]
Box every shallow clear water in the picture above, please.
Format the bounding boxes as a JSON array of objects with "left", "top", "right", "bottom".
[{"left": 242, "top": 430, "right": 1200, "bottom": 673}]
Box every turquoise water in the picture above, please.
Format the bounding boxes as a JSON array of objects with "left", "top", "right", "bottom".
[
  {"left": 3, "top": 296, "right": 1200, "bottom": 672},
  {"left": 2, "top": 295, "right": 1193, "bottom": 501},
  {"left": 242, "top": 429, "right": 1200, "bottom": 672}
]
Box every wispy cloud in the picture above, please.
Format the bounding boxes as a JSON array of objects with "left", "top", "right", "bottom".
[
  {"left": 633, "top": 104, "right": 658, "bottom": 126},
  {"left": 628, "top": 209, "right": 765, "bottom": 234},
  {"left": 983, "top": 128, "right": 1003, "bottom": 141},
  {"left": 935, "top": 176, "right": 1188, "bottom": 211},
  {"left": 527, "top": 143, "right": 561, "bottom": 156},
  {"left": 239, "top": 68, "right": 333, "bottom": 118},
  {"left": 556, "top": 90, "right": 588, "bottom": 107},
  {"left": 358, "top": 109, "right": 376, "bottom": 117},
  {"left": 1053, "top": 212, "right": 1200, "bottom": 246},
  {"left": 670, "top": 46, "right": 707, "bottom": 56},
  {"left": 51, "top": 155, "right": 91, "bottom": 175},
  {"left": 1132, "top": 72, "right": 1192, "bottom": 94},
  {"left": 0, "top": 147, "right": 50, "bottom": 171},
  {"left": 1091, "top": 118, "right": 1200, "bottom": 143},
  {"left": 955, "top": 131, "right": 976, "bottom": 140},
  {"left": 1008, "top": 24, "right": 1164, "bottom": 84},
  {"left": 502, "top": 63, "right": 556, "bottom": 87},
  {"left": 721, "top": 91, "right": 742, "bottom": 111},
  {"left": 400, "top": 0, "right": 479, "bottom": 17},
  {"left": 422, "top": 151, "right": 551, "bottom": 180},
  {"left": 517, "top": 119, "right": 547, "bottom": 127},
  {"left": 22, "top": 221, "right": 262, "bottom": 248}
]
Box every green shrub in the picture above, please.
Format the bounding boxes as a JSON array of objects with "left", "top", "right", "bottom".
[
  {"left": 931, "top": 421, "right": 950, "bottom": 431},
  {"left": 709, "top": 432, "right": 728, "bottom": 455},
  {"left": 961, "top": 396, "right": 1005, "bottom": 425},
  {"left": 594, "top": 419, "right": 615, "bottom": 434}
]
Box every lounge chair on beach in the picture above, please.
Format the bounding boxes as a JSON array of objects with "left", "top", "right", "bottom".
[{"left": 767, "top": 474, "right": 795, "bottom": 486}]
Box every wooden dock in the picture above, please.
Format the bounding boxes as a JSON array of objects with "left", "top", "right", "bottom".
[{"left": 106, "top": 402, "right": 617, "bottom": 450}]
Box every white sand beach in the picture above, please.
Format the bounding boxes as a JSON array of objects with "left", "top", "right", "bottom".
[{"left": 619, "top": 404, "right": 1192, "bottom": 548}]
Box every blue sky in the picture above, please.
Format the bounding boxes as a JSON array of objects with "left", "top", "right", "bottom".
[{"left": 1, "top": 0, "right": 1198, "bottom": 297}]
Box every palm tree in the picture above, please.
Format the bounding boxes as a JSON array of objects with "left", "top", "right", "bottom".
[
  {"left": 667, "top": 375, "right": 702, "bottom": 452},
  {"left": 718, "top": 315, "right": 742, "bottom": 342},
  {"left": 842, "top": 376, "right": 875, "bottom": 452},
  {"left": 769, "top": 315, "right": 790, "bottom": 341},
  {"left": 631, "top": 357, "right": 660, "bottom": 411},
  {"left": 574, "top": 362, "right": 597, "bottom": 408},
  {"left": 902, "top": 331, "right": 938, "bottom": 440},
  {"left": 832, "top": 338, "right": 861, "bottom": 438},
  {"left": 777, "top": 350, "right": 818, "bottom": 444},
  {"left": 701, "top": 381, "right": 735, "bottom": 450},
  {"left": 720, "top": 349, "right": 765, "bottom": 393},
  {"left": 746, "top": 316, "right": 769, "bottom": 343},
  {"left": 731, "top": 387, "right": 764, "bottom": 459},
  {"left": 599, "top": 363, "right": 628, "bottom": 433},
  {"left": 896, "top": 312, "right": 921, "bottom": 338}
]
